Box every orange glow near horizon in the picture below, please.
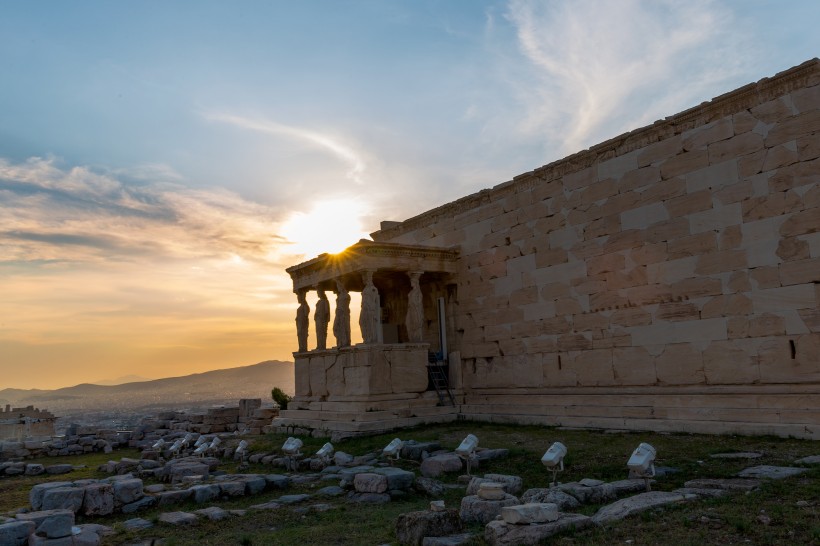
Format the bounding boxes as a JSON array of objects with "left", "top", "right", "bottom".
[{"left": 0, "top": 158, "right": 379, "bottom": 390}]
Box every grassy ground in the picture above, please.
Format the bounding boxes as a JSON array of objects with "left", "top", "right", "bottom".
[{"left": 2, "top": 423, "right": 818, "bottom": 545}]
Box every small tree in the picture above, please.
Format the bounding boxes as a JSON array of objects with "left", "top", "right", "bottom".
[{"left": 271, "top": 387, "right": 292, "bottom": 410}]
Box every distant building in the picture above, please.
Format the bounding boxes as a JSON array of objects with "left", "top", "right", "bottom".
[
  {"left": 276, "top": 59, "right": 820, "bottom": 440},
  {"left": 0, "top": 404, "right": 57, "bottom": 441}
]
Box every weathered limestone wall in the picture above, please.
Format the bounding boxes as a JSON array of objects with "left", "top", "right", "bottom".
[
  {"left": 0, "top": 405, "right": 56, "bottom": 441},
  {"left": 372, "top": 59, "right": 820, "bottom": 438},
  {"left": 294, "top": 344, "right": 429, "bottom": 400}
]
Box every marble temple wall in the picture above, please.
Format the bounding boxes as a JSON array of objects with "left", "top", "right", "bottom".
[{"left": 370, "top": 59, "right": 820, "bottom": 439}]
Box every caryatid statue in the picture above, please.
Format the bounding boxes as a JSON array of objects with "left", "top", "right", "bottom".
[
  {"left": 359, "top": 270, "right": 381, "bottom": 344},
  {"left": 406, "top": 271, "right": 424, "bottom": 342},
  {"left": 295, "top": 288, "right": 310, "bottom": 353},
  {"left": 332, "top": 280, "right": 351, "bottom": 348},
  {"left": 314, "top": 287, "right": 330, "bottom": 350}
]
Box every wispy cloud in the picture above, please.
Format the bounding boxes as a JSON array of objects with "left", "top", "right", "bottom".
[
  {"left": 0, "top": 156, "right": 289, "bottom": 265},
  {"left": 204, "top": 112, "right": 367, "bottom": 184},
  {"left": 0, "top": 156, "right": 306, "bottom": 387},
  {"left": 498, "top": 0, "right": 750, "bottom": 156}
]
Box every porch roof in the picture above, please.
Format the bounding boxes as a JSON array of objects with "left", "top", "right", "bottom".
[{"left": 286, "top": 240, "right": 459, "bottom": 291}]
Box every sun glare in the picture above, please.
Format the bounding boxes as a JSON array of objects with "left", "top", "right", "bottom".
[{"left": 280, "top": 199, "right": 369, "bottom": 258}]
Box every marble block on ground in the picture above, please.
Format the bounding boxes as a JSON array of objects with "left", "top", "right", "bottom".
[
  {"left": 15, "top": 509, "right": 74, "bottom": 539},
  {"left": 0, "top": 520, "right": 34, "bottom": 546},
  {"left": 591, "top": 491, "right": 696, "bottom": 525},
  {"left": 501, "top": 503, "right": 559, "bottom": 524},
  {"left": 737, "top": 465, "right": 810, "bottom": 480},
  {"left": 395, "top": 508, "right": 463, "bottom": 546},
  {"left": 485, "top": 513, "right": 592, "bottom": 546},
  {"left": 460, "top": 494, "right": 520, "bottom": 525},
  {"left": 158, "top": 511, "right": 198, "bottom": 525}
]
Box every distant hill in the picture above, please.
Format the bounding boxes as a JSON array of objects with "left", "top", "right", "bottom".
[
  {"left": 91, "top": 374, "right": 153, "bottom": 386},
  {"left": 0, "top": 360, "right": 294, "bottom": 413}
]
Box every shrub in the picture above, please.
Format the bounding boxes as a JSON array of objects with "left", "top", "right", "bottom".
[{"left": 271, "top": 387, "right": 292, "bottom": 410}]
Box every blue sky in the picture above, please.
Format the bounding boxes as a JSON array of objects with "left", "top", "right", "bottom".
[{"left": 1, "top": 0, "right": 818, "bottom": 389}]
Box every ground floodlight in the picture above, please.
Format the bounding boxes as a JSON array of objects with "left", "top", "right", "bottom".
[
  {"left": 316, "top": 442, "right": 334, "bottom": 460},
  {"left": 168, "top": 438, "right": 184, "bottom": 457},
  {"left": 152, "top": 438, "right": 166, "bottom": 450},
  {"left": 208, "top": 436, "right": 222, "bottom": 450},
  {"left": 194, "top": 435, "right": 207, "bottom": 448},
  {"left": 182, "top": 432, "right": 194, "bottom": 445},
  {"left": 193, "top": 443, "right": 208, "bottom": 456},
  {"left": 234, "top": 439, "right": 249, "bottom": 460},
  {"left": 455, "top": 434, "right": 479, "bottom": 475},
  {"left": 541, "top": 441, "right": 567, "bottom": 486},
  {"left": 455, "top": 434, "right": 478, "bottom": 457},
  {"left": 282, "top": 437, "right": 304, "bottom": 472},
  {"left": 282, "top": 437, "right": 303, "bottom": 456},
  {"left": 628, "top": 442, "right": 656, "bottom": 491},
  {"left": 383, "top": 438, "right": 403, "bottom": 463}
]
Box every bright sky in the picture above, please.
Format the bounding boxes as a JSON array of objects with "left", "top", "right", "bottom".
[{"left": 1, "top": 1, "right": 818, "bottom": 389}]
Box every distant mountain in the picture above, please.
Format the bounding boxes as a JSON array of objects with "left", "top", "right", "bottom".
[
  {"left": 0, "top": 360, "right": 294, "bottom": 413},
  {"left": 91, "top": 374, "right": 153, "bottom": 386}
]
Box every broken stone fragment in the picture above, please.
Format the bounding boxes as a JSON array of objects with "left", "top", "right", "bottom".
[
  {"left": 736, "top": 465, "right": 809, "bottom": 479},
  {"left": 158, "top": 511, "right": 198, "bottom": 525},
  {"left": 395, "top": 508, "right": 463, "bottom": 546},
  {"left": 520, "top": 488, "right": 581, "bottom": 511},
  {"left": 591, "top": 491, "right": 696, "bottom": 525},
  {"left": 15, "top": 509, "right": 74, "bottom": 539},
  {"left": 501, "top": 503, "right": 559, "bottom": 525},
  {"left": 354, "top": 473, "right": 388, "bottom": 494},
  {"left": 485, "top": 513, "right": 592, "bottom": 546},
  {"left": 420, "top": 453, "right": 462, "bottom": 478},
  {"left": 477, "top": 482, "right": 506, "bottom": 500},
  {"left": 460, "top": 493, "right": 520, "bottom": 525}
]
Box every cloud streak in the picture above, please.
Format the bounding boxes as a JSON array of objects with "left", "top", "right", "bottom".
[
  {"left": 0, "top": 156, "right": 291, "bottom": 266},
  {"left": 499, "top": 0, "right": 750, "bottom": 156},
  {"left": 0, "top": 156, "right": 308, "bottom": 387},
  {"left": 204, "top": 112, "right": 367, "bottom": 185}
]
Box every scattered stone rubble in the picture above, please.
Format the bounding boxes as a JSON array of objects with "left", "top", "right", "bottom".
[
  {"left": 3, "top": 432, "right": 818, "bottom": 546},
  {"left": 0, "top": 399, "right": 278, "bottom": 467},
  {"left": 134, "top": 399, "right": 278, "bottom": 438},
  {"left": 0, "top": 507, "right": 113, "bottom": 545},
  {"left": 0, "top": 429, "right": 126, "bottom": 465},
  {"left": 401, "top": 455, "right": 820, "bottom": 545}
]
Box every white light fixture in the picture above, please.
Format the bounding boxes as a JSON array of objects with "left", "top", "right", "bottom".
[
  {"left": 282, "top": 437, "right": 304, "bottom": 472},
  {"left": 151, "top": 438, "right": 166, "bottom": 450},
  {"left": 316, "top": 442, "right": 334, "bottom": 461},
  {"left": 168, "top": 438, "right": 184, "bottom": 456},
  {"left": 455, "top": 434, "right": 478, "bottom": 475},
  {"left": 234, "top": 439, "right": 249, "bottom": 460},
  {"left": 208, "top": 436, "right": 222, "bottom": 450},
  {"left": 194, "top": 435, "right": 207, "bottom": 448},
  {"left": 383, "top": 438, "right": 403, "bottom": 464},
  {"left": 541, "top": 441, "right": 567, "bottom": 486},
  {"left": 627, "top": 442, "right": 656, "bottom": 491},
  {"left": 282, "top": 437, "right": 303, "bottom": 456},
  {"left": 193, "top": 443, "right": 208, "bottom": 456}
]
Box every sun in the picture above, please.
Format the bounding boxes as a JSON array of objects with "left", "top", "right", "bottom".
[{"left": 280, "top": 199, "right": 370, "bottom": 258}]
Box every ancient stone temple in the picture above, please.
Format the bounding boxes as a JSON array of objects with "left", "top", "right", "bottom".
[
  {"left": 275, "top": 59, "right": 820, "bottom": 440},
  {"left": 0, "top": 405, "right": 56, "bottom": 441}
]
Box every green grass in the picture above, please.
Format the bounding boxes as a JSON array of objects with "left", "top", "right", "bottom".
[{"left": 2, "top": 423, "right": 818, "bottom": 545}]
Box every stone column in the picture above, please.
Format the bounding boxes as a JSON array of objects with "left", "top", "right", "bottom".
[
  {"left": 406, "top": 271, "right": 424, "bottom": 343},
  {"left": 295, "top": 288, "right": 310, "bottom": 353},
  {"left": 359, "top": 270, "right": 382, "bottom": 344},
  {"left": 332, "top": 279, "right": 351, "bottom": 348},
  {"left": 314, "top": 287, "right": 330, "bottom": 350}
]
